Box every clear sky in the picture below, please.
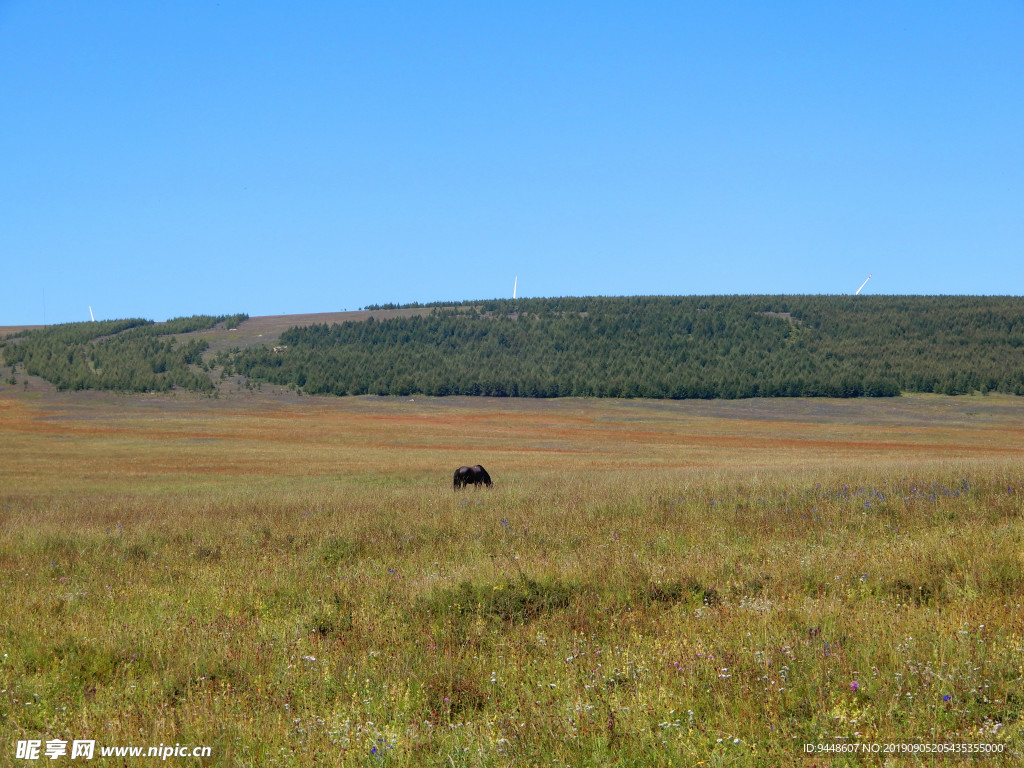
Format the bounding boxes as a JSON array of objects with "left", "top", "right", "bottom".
[{"left": 2, "top": 2, "right": 1022, "bottom": 325}]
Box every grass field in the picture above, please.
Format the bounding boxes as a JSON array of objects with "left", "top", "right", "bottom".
[{"left": 1, "top": 386, "right": 1022, "bottom": 766}]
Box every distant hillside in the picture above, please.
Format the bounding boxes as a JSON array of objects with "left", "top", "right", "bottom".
[
  {"left": 1, "top": 314, "right": 247, "bottom": 393},
  {"left": 4, "top": 297, "right": 1024, "bottom": 399},
  {"left": 224, "top": 296, "right": 1024, "bottom": 399}
]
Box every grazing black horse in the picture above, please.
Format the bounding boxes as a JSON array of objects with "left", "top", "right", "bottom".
[{"left": 453, "top": 464, "right": 492, "bottom": 490}]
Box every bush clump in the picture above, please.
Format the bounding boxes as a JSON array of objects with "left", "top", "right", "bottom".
[{"left": 422, "top": 575, "right": 575, "bottom": 624}]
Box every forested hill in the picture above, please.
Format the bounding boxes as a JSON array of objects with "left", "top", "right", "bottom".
[
  {"left": 1, "top": 314, "right": 247, "bottom": 393},
  {"left": 224, "top": 296, "right": 1024, "bottom": 399},
  {"left": 4, "top": 297, "right": 1024, "bottom": 398}
]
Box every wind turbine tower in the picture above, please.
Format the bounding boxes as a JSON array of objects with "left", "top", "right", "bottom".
[{"left": 513, "top": 276, "right": 517, "bottom": 300}]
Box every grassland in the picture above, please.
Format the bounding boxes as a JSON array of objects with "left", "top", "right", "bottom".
[{"left": 1, "top": 386, "right": 1022, "bottom": 766}]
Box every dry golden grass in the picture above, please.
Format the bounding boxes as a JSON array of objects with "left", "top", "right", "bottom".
[{"left": 1, "top": 388, "right": 1022, "bottom": 766}]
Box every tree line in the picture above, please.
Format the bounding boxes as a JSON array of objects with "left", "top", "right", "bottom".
[
  {"left": 220, "top": 296, "right": 1024, "bottom": 399},
  {"left": 2, "top": 314, "right": 246, "bottom": 393},
  {"left": 6, "top": 297, "right": 1024, "bottom": 399}
]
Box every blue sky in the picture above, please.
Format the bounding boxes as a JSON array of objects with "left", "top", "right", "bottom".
[{"left": 2, "top": 2, "right": 1022, "bottom": 325}]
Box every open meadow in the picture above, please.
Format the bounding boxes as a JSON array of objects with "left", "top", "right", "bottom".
[{"left": 1, "top": 386, "right": 1022, "bottom": 766}]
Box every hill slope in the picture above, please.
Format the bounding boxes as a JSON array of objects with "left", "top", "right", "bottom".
[
  {"left": 4, "top": 297, "right": 1024, "bottom": 399},
  {"left": 224, "top": 296, "right": 1024, "bottom": 399}
]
